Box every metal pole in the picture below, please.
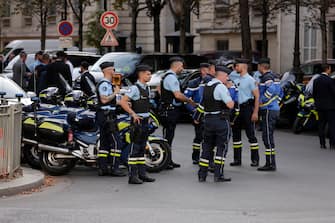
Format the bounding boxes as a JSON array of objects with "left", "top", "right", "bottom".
[
  {"left": 63, "top": 0, "right": 68, "bottom": 51},
  {"left": 104, "top": 0, "right": 112, "bottom": 52}
]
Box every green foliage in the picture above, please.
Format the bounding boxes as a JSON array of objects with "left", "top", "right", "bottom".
[{"left": 85, "top": 11, "right": 106, "bottom": 54}]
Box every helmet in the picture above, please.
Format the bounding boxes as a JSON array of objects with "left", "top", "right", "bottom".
[
  {"left": 39, "top": 87, "right": 62, "bottom": 105},
  {"left": 64, "top": 90, "right": 86, "bottom": 108}
]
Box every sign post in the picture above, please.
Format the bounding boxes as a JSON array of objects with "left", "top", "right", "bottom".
[
  {"left": 57, "top": 20, "right": 73, "bottom": 50},
  {"left": 100, "top": 11, "right": 119, "bottom": 47}
]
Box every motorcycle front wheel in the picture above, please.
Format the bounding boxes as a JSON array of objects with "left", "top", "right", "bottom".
[
  {"left": 145, "top": 140, "right": 171, "bottom": 173},
  {"left": 292, "top": 117, "right": 305, "bottom": 134},
  {"left": 22, "top": 144, "right": 41, "bottom": 170},
  {"left": 39, "top": 151, "right": 77, "bottom": 176}
]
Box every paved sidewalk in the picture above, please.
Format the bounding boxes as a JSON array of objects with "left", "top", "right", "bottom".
[{"left": 0, "top": 167, "right": 44, "bottom": 197}]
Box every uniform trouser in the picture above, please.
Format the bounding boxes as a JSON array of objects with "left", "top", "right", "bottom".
[
  {"left": 260, "top": 109, "right": 279, "bottom": 166},
  {"left": 192, "top": 121, "right": 204, "bottom": 161},
  {"left": 161, "top": 107, "right": 181, "bottom": 147},
  {"left": 128, "top": 118, "right": 149, "bottom": 177},
  {"left": 231, "top": 104, "right": 259, "bottom": 163},
  {"left": 96, "top": 111, "right": 121, "bottom": 171},
  {"left": 199, "top": 115, "right": 230, "bottom": 178},
  {"left": 318, "top": 110, "right": 335, "bottom": 147}
]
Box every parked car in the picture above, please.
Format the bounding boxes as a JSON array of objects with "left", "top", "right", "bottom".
[
  {"left": 90, "top": 52, "right": 208, "bottom": 83},
  {"left": 0, "top": 74, "right": 33, "bottom": 105},
  {"left": 300, "top": 59, "right": 335, "bottom": 84}
]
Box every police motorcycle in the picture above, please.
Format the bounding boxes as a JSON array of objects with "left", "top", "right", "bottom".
[
  {"left": 278, "top": 72, "right": 305, "bottom": 126},
  {"left": 21, "top": 88, "right": 88, "bottom": 169},
  {"left": 292, "top": 90, "right": 318, "bottom": 134}
]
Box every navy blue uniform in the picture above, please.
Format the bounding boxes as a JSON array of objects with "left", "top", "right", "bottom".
[
  {"left": 96, "top": 78, "right": 121, "bottom": 174},
  {"left": 258, "top": 71, "right": 283, "bottom": 170},
  {"left": 184, "top": 75, "right": 212, "bottom": 163},
  {"left": 126, "top": 82, "right": 151, "bottom": 177},
  {"left": 198, "top": 79, "right": 233, "bottom": 180}
]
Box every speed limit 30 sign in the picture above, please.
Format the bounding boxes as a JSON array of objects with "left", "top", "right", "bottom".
[{"left": 100, "top": 11, "right": 119, "bottom": 30}]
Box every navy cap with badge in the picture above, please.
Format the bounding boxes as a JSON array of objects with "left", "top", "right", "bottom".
[
  {"left": 258, "top": 57, "right": 270, "bottom": 65},
  {"left": 169, "top": 56, "right": 184, "bottom": 64},
  {"left": 136, "top": 64, "right": 152, "bottom": 73},
  {"left": 100, "top": 61, "right": 115, "bottom": 70},
  {"left": 235, "top": 58, "right": 250, "bottom": 64},
  {"left": 215, "top": 66, "right": 232, "bottom": 75}
]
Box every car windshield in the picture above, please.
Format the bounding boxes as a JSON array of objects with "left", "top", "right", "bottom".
[
  {"left": 91, "top": 53, "right": 141, "bottom": 76},
  {"left": 1, "top": 47, "right": 12, "bottom": 57},
  {"left": 4, "top": 54, "right": 35, "bottom": 72},
  {"left": 0, "top": 77, "right": 27, "bottom": 98}
]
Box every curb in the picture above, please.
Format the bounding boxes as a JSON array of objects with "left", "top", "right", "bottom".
[{"left": 0, "top": 167, "right": 45, "bottom": 197}]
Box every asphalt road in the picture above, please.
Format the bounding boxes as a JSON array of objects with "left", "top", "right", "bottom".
[{"left": 1, "top": 124, "right": 335, "bottom": 223}]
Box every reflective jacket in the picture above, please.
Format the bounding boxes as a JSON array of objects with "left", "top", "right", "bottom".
[{"left": 259, "top": 71, "right": 283, "bottom": 111}]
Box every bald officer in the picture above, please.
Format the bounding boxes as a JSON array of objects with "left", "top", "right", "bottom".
[
  {"left": 230, "top": 58, "right": 260, "bottom": 167},
  {"left": 198, "top": 66, "right": 234, "bottom": 182}
]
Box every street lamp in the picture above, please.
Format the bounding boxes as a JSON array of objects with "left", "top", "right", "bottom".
[{"left": 292, "top": 0, "right": 304, "bottom": 83}]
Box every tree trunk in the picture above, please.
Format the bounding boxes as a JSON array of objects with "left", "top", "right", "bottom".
[
  {"left": 79, "top": 4, "right": 83, "bottom": 51},
  {"left": 320, "top": 3, "right": 327, "bottom": 64},
  {"left": 179, "top": 2, "right": 186, "bottom": 53},
  {"left": 40, "top": 3, "right": 46, "bottom": 51},
  {"left": 130, "top": 8, "right": 138, "bottom": 52},
  {"left": 261, "top": 0, "right": 268, "bottom": 57},
  {"left": 153, "top": 12, "right": 161, "bottom": 52},
  {"left": 293, "top": 0, "right": 303, "bottom": 82},
  {"left": 239, "top": 0, "right": 252, "bottom": 60}
]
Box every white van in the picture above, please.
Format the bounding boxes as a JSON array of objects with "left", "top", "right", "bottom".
[{"left": 1, "top": 39, "right": 78, "bottom": 61}]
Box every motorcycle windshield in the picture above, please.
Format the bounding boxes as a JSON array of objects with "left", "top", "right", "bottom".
[{"left": 280, "top": 71, "right": 296, "bottom": 88}]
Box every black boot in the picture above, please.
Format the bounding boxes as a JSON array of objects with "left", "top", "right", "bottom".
[
  {"left": 97, "top": 157, "right": 109, "bottom": 176},
  {"left": 198, "top": 165, "right": 208, "bottom": 182},
  {"left": 128, "top": 176, "right": 143, "bottom": 184},
  {"left": 258, "top": 154, "right": 275, "bottom": 171},
  {"left": 270, "top": 154, "right": 276, "bottom": 171},
  {"left": 138, "top": 164, "right": 155, "bottom": 182},
  {"left": 110, "top": 168, "right": 127, "bottom": 177},
  {"left": 139, "top": 175, "right": 155, "bottom": 182},
  {"left": 250, "top": 150, "right": 259, "bottom": 167},
  {"left": 192, "top": 150, "right": 200, "bottom": 165},
  {"left": 214, "top": 176, "right": 231, "bottom": 182},
  {"left": 230, "top": 146, "right": 242, "bottom": 166}
]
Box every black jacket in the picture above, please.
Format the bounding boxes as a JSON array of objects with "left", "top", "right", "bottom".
[
  {"left": 45, "top": 60, "right": 72, "bottom": 95},
  {"left": 313, "top": 73, "right": 335, "bottom": 111},
  {"left": 80, "top": 71, "right": 96, "bottom": 97}
]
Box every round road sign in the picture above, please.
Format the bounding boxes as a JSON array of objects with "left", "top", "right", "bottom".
[
  {"left": 58, "top": 21, "right": 74, "bottom": 37},
  {"left": 100, "top": 11, "right": 119, "bottom": 30}
]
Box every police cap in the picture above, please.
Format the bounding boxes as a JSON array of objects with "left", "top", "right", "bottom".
[
  {"left": 169, "top": 56, "right": 184, "bottom": 64},
  {"left": 136, "top": 64, "right": 152, "bottom": 73},
  {"left": 258, "top": 57, "right": 270, "bottom": 65},
  {"left": 199, "top": 63, "right": 210, "bottom": 68},
  {"left": 215, "top": 66, "right": 232, "bottom": 75},
  {"left": 99, "top": 61, "right": 114, "bottom": 70},
  {"left": 235, "top": 58, "right": 250, "bottom": 64}
]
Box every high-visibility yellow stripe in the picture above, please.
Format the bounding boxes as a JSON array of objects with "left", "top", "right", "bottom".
[
  {"left": 98, "top": 154, "right": 108, "bottom": 158},
  {"left": 128, "top": 161, "right": 137, "bottom": 165},
  {"left": 233, "top": 145, "right": 242, "bottom": 149},
  {"left": 24, "top": 118, "right": 35, "bottom": 125},
  {"left": 39, "top": 122, "right": 64, "bottom": 133},
  {"left": 110, "top": 153, "right": 121, "bottom": 157},
  {"left": 64, "top": 97, "right": 74, "bottom": 101},
  {"left": 137, "top": 161, "right": 146, "bottom": 165},
  {"left": 214, "top": 160, "right": 225, "bottom": 165},
  {"left": 250, "top": 146, "right": 259, "bottom": 150},
  {"left": 199, "top": 162, "right": 209, "bottom": 167}
]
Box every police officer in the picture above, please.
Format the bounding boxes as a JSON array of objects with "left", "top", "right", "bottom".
[
  {"left": 96, "top": 62, "right": 126, "bottom": 177},
  {"left": 160, "top": 57, "right": 196, "bottom": 169},
  {"left": 198, "top": 66, "right": 234, "bottom": 182},
  {"left": 230, "top": 58, "right": 260, "bottom": 167},
  {"left": 119, "top": 64, "right": 156, "bottom": 184},
  {"left": 77, "top": 61, "right": 96, "bottom": 97},
  {"left": 257, "top": 58, "right": 282, "bottom": 171},
  {"left": 184, "top": 63, "right": 212, "bottom": 164}
]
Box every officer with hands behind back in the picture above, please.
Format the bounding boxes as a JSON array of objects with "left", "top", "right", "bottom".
[
  {"left": 198, "top": 66, "right": 234, "bottom": 182},
  {"left": 96, "top": 62, "right": 126, "bottom": 177},
  {"left": 119, "top": 64, "right": 156, "bottom": 184}
]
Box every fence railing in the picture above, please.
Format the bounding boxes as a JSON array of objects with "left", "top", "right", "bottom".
[{"left": 0, "top": 102, "right": 22, "bottom": 177}]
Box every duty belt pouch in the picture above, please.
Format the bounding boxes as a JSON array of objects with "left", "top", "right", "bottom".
[{"left": 220, "top": 110, "right": 230, "bottom": 120}]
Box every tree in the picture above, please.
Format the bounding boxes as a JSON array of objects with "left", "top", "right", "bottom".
[
  {"left": 68, "top": 0, "right": 94, "bottom": 51},
  {"left": 239, "top": 0, "right": 252, "bottom": 60},
  {"left": 250, "top": 0, "right": 292, "bottom": 57},
  {"left": 15, "top": 0, "right": 61, "bottom": 50},
  {"left": 85, "top": 11, "right": 106, "bottom": 54},
  {"left": 114, "top": 0, "right": 147, "bottom": 52},
  {"left": 306, "top": 0, "right": 335, "bottom": 64},
  {"left": 145, "top": 0, "right": 166, "bottom": 52},
  {"left": 167, "top": 0, "right": 199, "bottom": 53}
]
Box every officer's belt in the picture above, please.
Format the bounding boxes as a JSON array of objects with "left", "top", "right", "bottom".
[{"left": 239, "top": 99, "right": 254, "bottom": 107}]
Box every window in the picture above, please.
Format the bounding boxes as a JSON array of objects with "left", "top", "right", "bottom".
[
  {"left": 48, "top": 4, "right": 57, "bottom": 24},
  {"left": 2, "top": 18, "right": 10, "bottom": 27},
  {"left": 303, "top": 23, "right": 317, "bottom": 62},
  {"left": 0, "top": 0, "right": 10, "bottom": 17},
  {"left": 24, "top": 17, "right": 32, "bottom": 26},
  {"left": 215, "top": 0, "right": 230, "bottom": 19},
  {"left": 217, "top": 40, "right": 229, "bottom": 50}
]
